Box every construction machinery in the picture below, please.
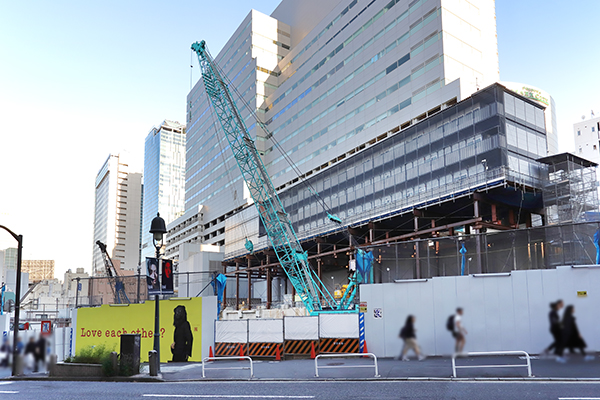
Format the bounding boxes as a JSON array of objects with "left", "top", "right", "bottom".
[
  {"left": 191, "top": 40, "right": 358, "bottom": 314},
  {"left": 96, "top": 240, "right": 130, "bottom": 304}
]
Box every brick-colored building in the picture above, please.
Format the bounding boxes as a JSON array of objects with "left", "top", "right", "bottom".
[{"left": 21, "top": 260, "right": 54, "bottom": 282}]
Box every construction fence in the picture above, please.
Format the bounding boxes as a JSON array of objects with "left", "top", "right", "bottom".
[
  {"left": 67, "top": 271, "right": 218, "bottom": 307},
  {"left": 214, "top": 314, "right": 360, "bottom": 358},
  {"left": 371, "top": 221, "right": 600, "bottom": 282},
  {"left": 67, "top": 222, "right": 600, "bottom": 307}
]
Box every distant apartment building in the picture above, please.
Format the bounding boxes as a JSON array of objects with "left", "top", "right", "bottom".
[
  {"left": 141, "top": 120, "right": 186, "bottom": 261},
  {"left": 573, "top": 113, "right": 600, "bottom": 202},
  {"left": 92, "top": 154, "right": 143, "bottom": 275},
  {"left": 0, "top": 247, "right": 17, "bottom": 285},
  {"left": 21, "top": 260, "right": 55, "bottom": 282},
  {"left": 574, "top": 114, "right": 600, "bottom": 163}
]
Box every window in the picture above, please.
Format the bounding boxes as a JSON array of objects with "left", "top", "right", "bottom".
[
  {"left": 578, "top": 130, "right": 581, "bottom": 136},
  {"left": 593, "top": 127, "right": 596, "bottom": 133},
  {"left": 594, "top": 145, "right": 597, "bottom": 150},
  {"left": 579, "top": 147, "right": 582, "bottom": 154}
]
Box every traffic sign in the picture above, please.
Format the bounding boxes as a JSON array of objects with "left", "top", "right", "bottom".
[{"left": 41, "top": 320, "right": 52, "bottom": 336}]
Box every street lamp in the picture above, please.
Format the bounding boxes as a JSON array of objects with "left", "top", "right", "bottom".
[
  {"left": 0, "top": 225, "right": 23, "bottom": 377},
  {"left": 149, "top": 213, "right": 167, "bottom": 373}
]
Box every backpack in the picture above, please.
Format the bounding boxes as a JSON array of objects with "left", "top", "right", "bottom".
[
  {"left": 446, "top": 315, "right": 455, "bottom": 331},
  {"left": 399, "top": 326, "right": 407, "bottom": 339}
]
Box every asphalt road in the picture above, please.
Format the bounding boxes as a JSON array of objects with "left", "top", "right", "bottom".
[{"left": 2, "top": 380, "right": 600, "bottom": 400}]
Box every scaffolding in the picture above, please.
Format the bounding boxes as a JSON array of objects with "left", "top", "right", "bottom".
[{"left": 539, "top": 152, "right": 599, "bottom": 225}]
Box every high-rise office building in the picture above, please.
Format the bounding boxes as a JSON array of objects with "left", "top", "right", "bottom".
[
  {"left": 141, "top": 120, "right": 186, "bottom": 261},
  {"left": 186, "top": 0, "right": 500, "bottom": 257},
  {"left": 21, "top": 260, "right": 55, "bottom": 282},
  {"left": 92, "top": 153, "right": 143, "bottom": 275}
]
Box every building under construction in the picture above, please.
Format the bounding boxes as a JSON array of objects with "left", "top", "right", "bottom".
[{"left": 219, "top": 84, "right": 599, "bottom": 309}]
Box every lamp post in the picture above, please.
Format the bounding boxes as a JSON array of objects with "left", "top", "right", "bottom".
[
  {"left": 0, "top": 225, "right": 23, "bottom": 377},
  {"left": 149, "top": 213, "right": 167, "bottom": 373}
]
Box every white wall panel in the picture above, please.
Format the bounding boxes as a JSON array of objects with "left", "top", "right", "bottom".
[
  {"left": 248, "top": 319, "right": 283, "bottom": 343},
  {"left": 215, "top": 320, "right": 248, "bottom": 343},
  {"left": 361, "top": 267, "right": 600, "bottom": 357},
  {"left": 319, "top": 313, "right": 359, "bottom": 339},
  {"left": 284, "top": 316, "right": 318, "bottom": 340}
]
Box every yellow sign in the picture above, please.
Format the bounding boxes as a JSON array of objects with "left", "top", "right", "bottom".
[
  {"left": 359, "top": 302, "right": 367, "bottom": 313},
  {"left": 577, "top": 291, "right": 587, "bottom": 297},
  {"left": 76, "top": 297, "right": 203, "bottom": 362}
]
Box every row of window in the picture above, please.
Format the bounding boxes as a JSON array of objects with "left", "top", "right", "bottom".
[
  {"left": 262, "top": 12, "right": 441, "bottom": 161},
  {"left": 276, "top": 89, "right": 546, "bottom": 233},
  {"left": 281, "top": 0, "right": 361, "bottom": 79},
  {"left": 269, "top": 72, "right": 444, "bottom": 183},
  {"left": 265, "top": 33, "right": 441, "bottom": 169},
  {"left": 267, "top": 0, "right": 429, "bottom": 116}
]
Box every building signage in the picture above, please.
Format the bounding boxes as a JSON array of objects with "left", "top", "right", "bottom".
[
  {"left": 515, "top": 86, "right": 549, "bottom": 106},
  {"left": 359, "top": 302, "right": 367, "bottom": 313}
]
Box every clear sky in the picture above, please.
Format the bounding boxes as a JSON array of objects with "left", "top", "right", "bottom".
[{"left": 1, "top": 0, "right": 598, "bottom": 280}]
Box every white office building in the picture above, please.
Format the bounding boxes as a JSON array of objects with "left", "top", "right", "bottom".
[
  {"left": 574, "top": 114, "right": 600, "bottom": 201},
  {"left": 92, "top": 154, "right": 143, "bottom": 275},
  {"left": 186, "top": 0, "right": 500, "bottom": 259},
  {"left": 574, "top": 114, "right": 600, "bottom": 163}
]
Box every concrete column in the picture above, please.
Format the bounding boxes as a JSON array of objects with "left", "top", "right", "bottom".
[
  {"left": 247, "top": 269, "right": 252, "bottom": 310},
  {"left": 266, "top": 268, "right": 272, "bottom": 309},
  {"left": 474, "top": 200, "right": 483, "bottom": 274},
  {"left": 235, "top": 264, "right": 240, "bottom": 310}
]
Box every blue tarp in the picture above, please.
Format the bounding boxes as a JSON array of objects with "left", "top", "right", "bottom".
[
  {"left": 594, "top": 229, "right": 600, "bottom": 264},
  {"left": 356, "top": 249, "right": 374, "bottom": 284},
  {"left": 211, "top": 273, "right": 227, "bottom": 319},
  {"left": 460, "top": 243, "right": 467, "bottom": 276}
]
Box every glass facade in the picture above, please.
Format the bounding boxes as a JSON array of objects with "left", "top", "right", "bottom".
[
  {"left": 142, "top": 121, "right": 186, "bottom": 261},
  {"left": 277, "top": 84, "right": 547, "bottom": 240}
]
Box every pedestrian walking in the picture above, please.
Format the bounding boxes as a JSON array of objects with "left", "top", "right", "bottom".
[
  {"left": 35, "top": 334, "right": 47, "bottom": 372},
  {"left": 0, "top": 338, "right": 10, "bottom": 367},
  {"left": 24, "top": 337, "right": 36, "bottom": 371},
  {"left": 544, "top": 300, "right": 563, "bottom": 356},
  {"left": 449, "top": 307, "right": 467, "bottom": 354},
  {"left": 398, "top": 315, "right": 426, "bottom": 361},
  {"left": 556, "top": 305, "right": 594, "bottom": 362}
]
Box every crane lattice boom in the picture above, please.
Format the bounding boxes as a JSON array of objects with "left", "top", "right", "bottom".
[{"left": 191, "top": 40, "right": 352, "bottom": 314}]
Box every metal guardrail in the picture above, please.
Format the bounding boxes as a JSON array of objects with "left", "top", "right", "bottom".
[
  {"left": 314, "top": 353, "right": 380, "bottom": 378},
  {"left": 202, "top": 356, "right": 254, "bottom": 378},
  {"left": 451, "top": 351, "right": 533, "bottom": 378}
]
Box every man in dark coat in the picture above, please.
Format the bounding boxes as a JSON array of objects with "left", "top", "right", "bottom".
[
  {"left": 24, "top": 337, "right": 37, "bottom": 371},
  {"left": 171, "top": 305, "right": 193, "bottom": 362},
  {"left": 35, "top": 335, "right": 46, "bottom": 372}
]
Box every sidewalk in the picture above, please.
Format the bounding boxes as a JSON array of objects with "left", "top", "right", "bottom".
[
  {"left": 1, "top": 353, "right": 598, "bottom": 381},
  {"left": 158, "top": 353, "right": 600, "bottom": 381}
]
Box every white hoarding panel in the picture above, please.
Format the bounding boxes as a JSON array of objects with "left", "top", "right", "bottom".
[
  {"left": 319, "top": 313, "right": 359, "bottom": 338},
  {"left": 248, "top": 319, "right": 284, "bottom": 343},
  {"left": 215, "top": 320, "right": 248, "bottom": 343},
  {"left": 284, "top": 316, "right": 319, "bottom": 340}
]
